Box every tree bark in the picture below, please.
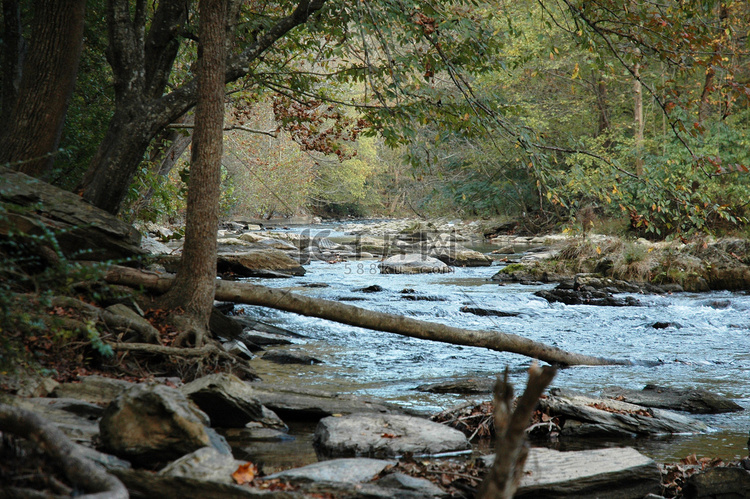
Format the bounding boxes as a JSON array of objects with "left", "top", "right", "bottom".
[
  {"left": 0, "top": 403, "right": 128, "bottom": 499},
  {"left": 0, "top": 0, "right": 86, "bottom": 178},
  {"left": 0, "top": 0, "right": 25, "bottom": 128},
  {"left": 77, "top": 0, "right": 328, "bottom": 214},
  {"left": 477, "top": 364, "right": 556, "bottom": 499},
  {"left": 157, "top": 0, "right": 227, "bottom": 347},
  {"left": 104, "top": 266, "right": 630, "bottom": 366}
]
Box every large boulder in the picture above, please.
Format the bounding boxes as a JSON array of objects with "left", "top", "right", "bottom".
[
  {"left": 180, "top": 373, "right": 284, "bottom": 429},
  {"left": 314, "top": 413, "right": 470, "bottom": 459},
  {"left": 378, "top": 254, "right": 453, "bottom": 274},
  {"left": 99, "top": 383, "right": 227, "bottom": 465},
  {"left": 216, "top": 249, "right": 305, "bottom": 277},
  {"left": 0, "top": 168, "right": 143, "bottom": 261}
]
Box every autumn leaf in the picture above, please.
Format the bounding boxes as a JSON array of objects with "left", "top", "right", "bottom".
[
  {"left": 381, "top": 433, "right": 402, "bottom": 439},
  {"left": 232, "top": 462, "right": 258, "bottom": 485}
]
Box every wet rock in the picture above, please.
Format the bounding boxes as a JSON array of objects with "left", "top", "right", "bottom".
[
  {"left": 99, "top": 383, "right": 223, "bottom": 465},
  {"left": 459, "top": 306, "right": 520, "bottom": 318},
  {"left": 314, "top": 413, "right": 470, "bottom": 459},
  {"left": 601, "top": 385, "right": 743, "bottom": 414},
  {"left": 354, "top": 284, "right": 385, "bottom": 293},
  {"left": 416, "top": 377, "right": 495, "bottom": 395},
  {"left": 682, "top": 466, "right": 750, "bottom": 499},
  {"left": 264, "top": 457, "right": 396, "bottom": 484},
  {"left": 209, "top": 307, "right": 244, "bottom": 340},
  {"left": 262, "top": 350, "right": 322, "bottom": 365},
  {"left": 376, "top": 472, "right": 449, "bottom": 498},
  {"left": 539, "top": 388, "right": 707, "bottom": 437},
  {"left": 238, "top": 330, "right": 293, "bottom": 349},
  {"left": 180, "top": 373, "right": 272, "bottom": 429},
  {"left": 216, "top": 249, "right": 305, "bottom": 277},
  {"left": 159, "top": 447, "right": 246, "bottom": 484},
  {"left": 53, "top": 375, "right": 134, "bottom": 405},
  {"left": 509, "top": 447, "right": 661, "bottom": 499},
  {"left": 379, "top": 254, "right": 453, "bottom": 274},
  {"left": 246, "top": 382, "right": 409, "bottom": 420},
  {"left": 651, "top": 321, "right": 680, "bottom": 329},
  {"left": 534, "top": 287, "right": 640, "bottom": 306}
]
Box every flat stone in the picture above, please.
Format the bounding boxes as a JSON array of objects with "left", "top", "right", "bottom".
[
  {"left": 511, "top": 447, "right": 662, "bottom": 499},
  {"left": 416, "top": 377, "right": 495, "bottom": 395},
  {"left": 376, "top": 472, "right": 449, "bottom": 497},
  {"left": 52, "top": 375, "right": 134, "bottom": 405},
  {"left": 314, "top": 413, "right": 470, "bottom": 459},
  {"left": 540, "top": 388, "right": 707, "bottom": 436},
  {"left": 379, "top": 254, "right": 453, "bottom": 274},
  {"left": 601, "top": 385, "right": 744, "bottom": 414},
  {"left": 262, "top": 350, "right": 322, "bottom": 365},
  {"left": 264, "top": 457, "right": 396, "bottom": 484},
  {"left": 217, "top": 249, "right": 305, "bottom": 277}
]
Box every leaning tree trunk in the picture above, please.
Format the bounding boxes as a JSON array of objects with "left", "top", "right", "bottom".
[
  {"left": 105, "top": 266, "right": 630, "bottom": 366},
  {"left": 157, "top": 0, "right": 227, "bottom": 347},
  {"left": 0, "top": 0, "right": 86, "bottom": 178}
]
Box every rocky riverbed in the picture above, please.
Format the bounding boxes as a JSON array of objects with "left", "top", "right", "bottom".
[{"left": 3, "top": 208, "right": 750, "bottom": 497}]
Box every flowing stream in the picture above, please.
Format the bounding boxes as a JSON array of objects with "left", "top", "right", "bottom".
[{"left": 236, "top": 223, "right": 750, "bottom": 466}]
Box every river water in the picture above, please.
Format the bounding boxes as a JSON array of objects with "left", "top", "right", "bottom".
[{"left": 237, "top": 224, "right": 750, "bottom": 464}]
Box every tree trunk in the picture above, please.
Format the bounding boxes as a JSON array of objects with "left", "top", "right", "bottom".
[
  {"left": 105, "top": 266, "right": 631, "bottom": 367},
  {"left": 0, "top": 0, "right": 25, "bottom": 128},
  {"left": 157, "top": 0, "right": 227, "bottom": 347},
  {"left": 0, "top": 0, "right": 86, "bottom": 178},
  {"left": 76, "top": 0, "right": 328, "bottom": 214}
]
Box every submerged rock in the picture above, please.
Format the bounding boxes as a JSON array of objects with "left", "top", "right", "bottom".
[
  {"left": 601, "top": 385, "right": 743, "bottom": 414},
  {"left": 314, "top": 413, "right": 470, "bottom": 459}
]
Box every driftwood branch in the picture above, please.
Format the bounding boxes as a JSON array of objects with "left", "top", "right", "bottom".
[
  {"left": 104, "top": 266, "right": 628, "bottom": 366},
  {"left": 477, "top": 364, "right": 557, "bottom": 499},
  {"left": 0, "top": 404, "right": 128, "bottom": 499}
]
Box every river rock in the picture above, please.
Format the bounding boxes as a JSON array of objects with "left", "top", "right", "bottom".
[
  {"left": 376, "top": 472, "right": 449, "bottom": 498},
  {"left": 416, "top": 377, "right": 495, "bottom": 395},
  {"left": 159, "top": 447, "right": 246, "bottom": 484},
  {"left": 508, "top": 447, "right": 661, "bottom": 498},
  {"left": 314, "top": 413, "right": 470, "bottom": 459},
  {"left": 216, "top": 249, "right": 305, "bottom": 277},
  {"left": 379, "top": 254, "right": 453, "bottom": 274},
  {"left": 430, "top": 246, "right": 493, "bottom": 267},
  {"left": 535, "top": 287, "right": 640, "bottom": 306},
  {"left": 575, "top": 274, "right": 642, "bottom": 293},
  {"left": 53, "top": 375, "right": 134, "bottom": 404},
  {"left": 459, "top": 306, "right": 520, "bottom": 318},
  {"left": 0, "top": 169, "right": 144, "bottom": 261},
  {"left": 99, "top": 383, "right": 225, "bottom": 465},
  {"left": 180, "top": 373, "right": 276, "bottom": 429},
  {"left": 245, "top": 382, "right": 408, "bottom": 420},
  {"left": 262, "top": 350, "right": 322, "bottom": 365},
  {"left": 682, "top": 466, "right": 750, "bottom": 499},
  {"left": 539, "top": 388, "right": 707, "bottom": 437},
  {"left": 601, "top": 385, "right": 744, "bottom": 414},
  {"left": 264, "top": 457, "right": 396, "bottom": 484}
]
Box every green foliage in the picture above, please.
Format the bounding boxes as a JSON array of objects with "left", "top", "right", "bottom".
[{"left": 0, "top": 201, "right": 116, "bottom": 373}]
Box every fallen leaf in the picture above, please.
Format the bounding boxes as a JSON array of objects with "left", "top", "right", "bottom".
[{"left": 232, "top": 462, "right": 258, "bottom": 485}]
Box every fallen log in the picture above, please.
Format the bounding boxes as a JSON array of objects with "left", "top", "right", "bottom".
[{"left": 104, "top": 266, "right": 629, "bottom": 367}]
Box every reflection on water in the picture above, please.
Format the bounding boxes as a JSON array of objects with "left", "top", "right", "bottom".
[{"left": 238, "top": 248, "right": 750, "bottom": 463}]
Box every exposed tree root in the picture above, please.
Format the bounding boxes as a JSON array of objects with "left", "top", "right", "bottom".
[{"left": 0, "top": 404, "right": 128, "bottom": 499}]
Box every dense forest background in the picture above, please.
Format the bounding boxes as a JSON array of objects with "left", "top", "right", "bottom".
[{"left": 3, "top": 0, "right": 750, "bottom": 238}]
